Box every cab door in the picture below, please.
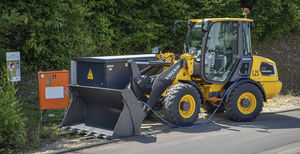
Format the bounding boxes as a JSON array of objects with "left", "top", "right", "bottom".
[
  {"left": 201, "top": 21, "right": 239, "bottom": 83},
  {"left": 201, "top": 21, "right": 254, "bottom": 83}
]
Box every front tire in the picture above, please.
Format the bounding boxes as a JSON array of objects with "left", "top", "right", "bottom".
[
  {"left": 225, "top": 83, "right": 263, "bottom": 122},
  {"left": 162, "top": 84, "right": 201, "bottom": 126}
]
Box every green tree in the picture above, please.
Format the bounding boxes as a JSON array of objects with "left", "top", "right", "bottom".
[
  {"left": 250, "top": 0, "right": 300, "bottom": 41},
  {"left": 0, "top": 0, "right": 299, "bottom": 73},
  {"left": 0, "top": 0, "right": 96, "bottom": 72}
]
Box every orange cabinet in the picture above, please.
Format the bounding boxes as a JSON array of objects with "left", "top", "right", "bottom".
[{"left": 38, "top": 70, "right": 69, "bottom": 110}]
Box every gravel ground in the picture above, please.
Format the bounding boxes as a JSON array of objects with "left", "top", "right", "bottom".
[
  {"left": 30, "top": 95, "right": 300, "bottom": 154},
  {"left": 263, "top": 95, "right": 300, "bottom": 112}
]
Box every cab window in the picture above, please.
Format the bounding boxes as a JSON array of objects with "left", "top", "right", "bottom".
[
  {"left": 204, "top": 21, "right": 238, "bottom": 82},
  {"left": 242, "top": 22, "right": 252, "bottom": 56}
]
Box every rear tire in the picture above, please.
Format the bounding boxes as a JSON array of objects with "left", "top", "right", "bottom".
[
  {"left": 225, "top": 83, "right": 263, "bottom": 122},
  {"left": 202, "top": 100, "right": 225, "bottom": 113},
  {"left": 162, "top": 83, "right": 201, "bottom": 126}
]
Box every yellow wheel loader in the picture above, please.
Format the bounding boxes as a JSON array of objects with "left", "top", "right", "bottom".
[{"left": 59, "top": 18, "right": 282, "bottom": 139}]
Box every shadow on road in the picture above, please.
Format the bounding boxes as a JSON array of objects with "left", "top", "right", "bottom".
[
  {"left": 216, "top": 110, "right": 300, "bottom": 130},
  {"left": 179, "top": 109, "right": 300, "bottom": 135},
  {"left": 127, "top": 109, "right": 300, "bottom": 144},
  {"left": 123, "top": 135, "right": 157, "bottom": 144}
]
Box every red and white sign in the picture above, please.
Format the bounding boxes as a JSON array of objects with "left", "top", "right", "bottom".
[
  {"left": 8, "top": 62, "right": 15, "bottom": 72},
  {"left": 6, "top": 52, "right": 21, "bottom": 82}
]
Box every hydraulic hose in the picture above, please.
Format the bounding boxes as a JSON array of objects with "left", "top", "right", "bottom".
[{"left": 141, "top": 76, "right": 241, "bottom": 128}]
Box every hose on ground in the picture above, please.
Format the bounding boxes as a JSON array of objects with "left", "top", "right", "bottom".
[{"left": 141, "top": 76, "right": 242, "bottom": 128}]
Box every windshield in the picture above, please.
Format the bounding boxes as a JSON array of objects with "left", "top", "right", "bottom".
[{"left": 186, "top": 22, "right": 205, "bottom": 61}]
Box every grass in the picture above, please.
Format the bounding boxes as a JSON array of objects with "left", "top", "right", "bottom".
[{"left": 16, "top": 75, "right": 71, "bottom": 151}]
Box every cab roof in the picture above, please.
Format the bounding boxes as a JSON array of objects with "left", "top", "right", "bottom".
[{"left": 189, "top": 18, "right": 253, "bottom": 23}]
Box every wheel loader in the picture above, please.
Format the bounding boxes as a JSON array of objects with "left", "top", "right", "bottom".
[{"left": 59, "top": 18, "right": 282, "bottom": 139}]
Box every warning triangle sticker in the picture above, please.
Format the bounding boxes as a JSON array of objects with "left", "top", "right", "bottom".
[{"left": 87, "top": 69, "right": 94, "bottom": 80}]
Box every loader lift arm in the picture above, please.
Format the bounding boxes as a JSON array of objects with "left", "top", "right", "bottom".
[{"left": 128, "top": 59, "right": 185, "bottom": 112}]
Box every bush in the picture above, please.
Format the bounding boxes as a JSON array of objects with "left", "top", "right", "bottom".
[
  {"left": 0, "top": 0, "right": 299, "bottom": 72},
  {"left": 0, "top": 1, "right": 96, "bottom": 73},
  {"left": 246, "top": 0, "right": 300, "bottom": 41},
  {"left": 0, "top": 67, "right": 27, "bottom": 153}
]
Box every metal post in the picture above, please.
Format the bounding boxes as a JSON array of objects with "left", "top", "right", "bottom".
[
  {"left": 11, "top": 82, "right": 14, "bottom": 99},
  {"left": 40, "top": 110, "right": 43, "bottom": 123}
]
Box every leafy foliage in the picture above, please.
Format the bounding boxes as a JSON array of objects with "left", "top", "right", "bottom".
[
  {"left": 249, "top": 0, "right": 300, "bottom": 41},
  {"left": 0, "top": 0, "right": 299, "bottom": 73},
  {"left": 0, "top": 68, "right": 27, "bottom": 153},
  {"left": 0, "top": 0, "right": 95, "bottom": 72}
]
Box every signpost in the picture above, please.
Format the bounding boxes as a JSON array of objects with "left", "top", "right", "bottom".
[{"left": 6, "top": 52, "right": 21, "bottom": 82}]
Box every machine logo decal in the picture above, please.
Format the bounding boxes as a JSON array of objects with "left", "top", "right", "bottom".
[
  {"left": 87, "top": 69, "right": 94, "bottom": 80},
  {"left": 252, "top": 70, "right": 259, "bottom": 76},
  {"left": 165, "top": 65, "right": 180, "bottom": 80}
]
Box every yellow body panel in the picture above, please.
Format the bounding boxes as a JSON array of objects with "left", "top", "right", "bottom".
[
  {"left": 250, "top": 56, "right": 278, "bottom": 81},
  {"left": 260, "top": 81, "right": 282, "bottom": 99},
  {"left": 155, "top": 52, "right": 175, "bottom": 63},
  {"left": 209, "top": 18, "right": 253, "bottom": 22},
  {"left": 180, "top": 53, "right": 195, "bottom": 76},
  {"left": 189, "top": 18, "right": 253, "bottom": 23},
  {"left": 188, "top": 19, "right": 203, "bottom": 23},
  {"left": 250, "top": 56, "right": 282, "bottom": 99},
  {"left": 201, "top": 84, "right": 225, "bottom": 100}
]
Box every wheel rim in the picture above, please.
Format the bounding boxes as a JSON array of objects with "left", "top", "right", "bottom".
[
  {"left": 178, "top": 94, "right": 196, "bottom": 118},
  {"left": 237, "top": 92, "right": 257, "bottom": 114}
]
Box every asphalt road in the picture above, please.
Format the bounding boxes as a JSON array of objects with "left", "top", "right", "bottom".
[{"left": 70, "top": 109, "right": 300, "bottom": 154}]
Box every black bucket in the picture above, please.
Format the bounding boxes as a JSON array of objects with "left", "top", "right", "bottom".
[{"left": 59, "top": 85, "right": 146, "bottom": 139}]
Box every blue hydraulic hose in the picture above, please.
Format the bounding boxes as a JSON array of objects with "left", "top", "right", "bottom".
[{"left": 141, "top": 76, "right": 242, "bottom": 128}]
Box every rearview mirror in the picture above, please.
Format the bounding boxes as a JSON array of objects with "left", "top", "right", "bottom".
[
  {"left": 152, "top": 46, "right": 161, "bottom": 54},
  {"left": 174, "top": 20, "right": 188, "bottom": 33},
  {"left": 202, "top": 20, "right": 210, "bottom": 32},
  {"left": 174, "top": 20, "right": 180, "bottom": 33}
]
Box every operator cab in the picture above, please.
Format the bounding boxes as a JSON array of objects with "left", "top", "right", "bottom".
[{"left": 186, "top": 18, "right": 253, "bottom": 83}]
